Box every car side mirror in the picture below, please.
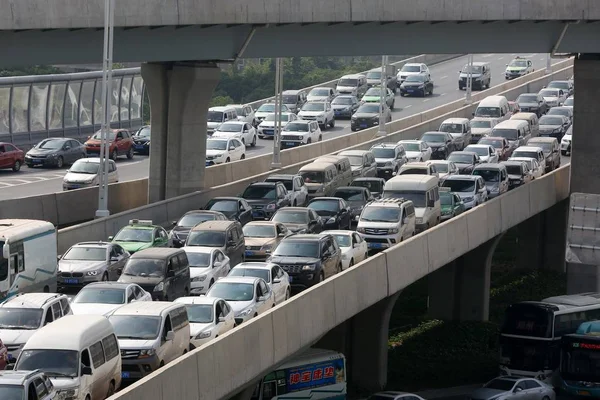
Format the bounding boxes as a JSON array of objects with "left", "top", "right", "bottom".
[
  {"left": 514, "top": 387, "right": 523, "bottom": 393},
  {"left": 257, "top": 296, "right": 266, "bottom": 302},
  {"left": 64, "top": 146, "right": 71, "bottom": 150},
  {"left": 166, "top": 331, "right": 175, "bottom": 341},
  {"left": 110, "top": 257, "right": 119, "bottom": 262},
  {"left": 172, "top": 221, "right": 177, "bottom": 226},
  {"left": 403, "top": 217, "right": 409, "bottom": 224},
  {"left": 218, "top": 316, "right": 226, "bottom": 323},
  {"left": 81, "top": 366, "right": 93, "bottom": 376},
  {"left": 228, "top": 240, "right": 236, "bottom": 247},
  {"left": 229, "top": 146, "right": 235, "bottom": 150},
  {"left": 115, "top": 137, "right": 121, "bottom": 142},
  {"left": 167, "top": 270, "right": 175, "bottom": 277},
  {"left": 273, "top": 278, "right": 281, "bottom": 284},
  {"left": 57, "top": 255, "right": 62, "bottom": 260},
  {"left": 108, "top": 236, "right": 114, "bottom": 241},
  {"left": 487, "top": 189, "right": 491, "bottom": 195},
  {"left": 5, "top": 364, "right": 13, "bottom": 370}
]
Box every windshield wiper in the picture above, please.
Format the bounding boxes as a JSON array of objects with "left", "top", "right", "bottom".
[
  {"left": 45, "top": 372, "right": 75, "bottom": 378},
  {"left": 117, "top": 335, "right": 148, "bottom": 340},
  {"left": 0, "top": 325, "right": 27, "bottom": 329}
]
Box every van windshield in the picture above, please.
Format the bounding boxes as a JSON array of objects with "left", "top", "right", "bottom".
[
  {"left": 282, "top": 95, "right": 297, "bottom": 104},
  {"left": 461, "top": 65, "right": 483, "bottom": 74},
  {"left": 383, "top": 191, "right": 426, "bottom": 208},
  {"left": 439, "top": 123, "right": 463, "bottom": 133},
  {"left": 475, "top": 107, "right": 501, "bottom": 118},
  {"left": 299, "top": 171, "right": 325, "bottom": 184},
  {"left": 472, "top": 169, "right": 500, "bottom": 182},
  {"left": 400, "top": 168, "right": 428, "bottom": 175},
  {"left": 529, "top": 142, "right": 553, "bottom": 154},
  {"left": 73, "top": 288, "right": 126, "bottom": 304},
  {"left": 492, "top": 129, "right": 519, "bottom": 140},
  {"left": 505, "top": 165, "right": 523, "bottom": 175},
  {"left": 16, "top": 349, "right": 79, "bottom": 378},
  {"left": 186, "top": 231, "right": 227, "bottom": 247},
  {"left": 208, "top": 282, "right": 254, "bottom": 302},
  {"left": 0, "top": 385, "right": 23, "bottom": 400},
  {"left": 338, "top": 79, "right": 358, "bottom": 86},
  {"left": 121, "top": 259, "right": 165, "bottom": 277},
  {"left": 361, "top": 207, "right": 400, "bottom": 222},
  {"left": 442, "top": 179, "right": 475, "bottom": 193},
  {"left": 471, "top": 120, "right": 492, "bottom": 129},
  {"left": 109, "top": 315, "right": 161, "bottom": 340},
  {"left": 184, "top": 304, "right": 214, "bottom": 323},
  {"left": 513, "top": 150, "right": 539, "bottom": 159},
  {"left": 207, "top": 111, "right": 224, "bottom": 123},
  {"left": 366, "top": 71, "right": 381, "bottom": 79},
  {"left": 0, "top": 308, "right": 42, "bottom": 329}
]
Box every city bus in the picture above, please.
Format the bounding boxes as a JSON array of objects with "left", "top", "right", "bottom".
[
  {"left": 251, "top": 348, "right": 346, "bottom": 400},
  {"left": 559, "top": 321, "right": 600, "bottom": 397},
  {"left": 499, "top": 293, "right": 600, "bottom": 384},
  {"left": 0, "top": 219, "right": 57, "bottom": 300}
]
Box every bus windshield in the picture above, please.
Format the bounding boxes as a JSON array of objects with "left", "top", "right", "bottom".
[
  {"left": 561, "top": 337, "right": 600, "bottom": 382},
  {"left": 501, "top": 303, "right": 553, "bottom": 338}
]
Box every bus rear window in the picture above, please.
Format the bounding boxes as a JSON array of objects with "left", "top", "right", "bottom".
[{"left": 501, "top": 304, "right": 553, "bottom": 338}]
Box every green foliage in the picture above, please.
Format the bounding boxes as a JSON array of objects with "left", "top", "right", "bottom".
[
  {"left": 210, "top": 95, "right": 235, "bottom": 107},
  {"left": 0, "top": 65, "right": 63, "bottom": 77}
]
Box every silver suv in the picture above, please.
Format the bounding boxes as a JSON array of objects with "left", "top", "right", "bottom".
[
  {"left": 0, "top": 370, "right": 57, "bottom": 399},
  {"left": 370, "top": 143, "right": 408, "bottom": 179}
]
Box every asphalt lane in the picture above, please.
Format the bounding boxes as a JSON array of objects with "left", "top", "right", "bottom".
[{"left": 0, "top": 53, "right": 559, "bottom": 200}]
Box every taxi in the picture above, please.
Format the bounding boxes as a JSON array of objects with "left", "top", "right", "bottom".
[
  {"left": 505, "top": 56, "right": 534, "bottom": 80},
  {"left": 108, "top": 219, "right": 171, "bottom": 254}
]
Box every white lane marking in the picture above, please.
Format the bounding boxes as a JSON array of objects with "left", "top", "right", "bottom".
[
  {"left": 498, "top": 57, "right": 504, "bottom": 60},
  {"left": 440, "top": 75, "right": 448, "bottom": 79},
  {"left": 405, "top": 105, "right": 412, "bottom": 108},
  {"left": 423, "top": 99, "right": 430, "bottom": 102},
  {"left": 525, "top": 54, "right": 536, "bottom": 58},
  {"left": 540, "top": 58, "right": 545, "bottom": 61},
  {"left": 0, "top": 174, "right": 66, "bottom": 188},
  {"left": 482, "top": 54, "right": 495, "bottom": 58},
  {"left": 440, "top": 93, "right": 447, "bottom": 96}
]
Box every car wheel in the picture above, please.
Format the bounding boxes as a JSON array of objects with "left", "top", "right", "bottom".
[
  {"left": 12, "top": 160, "right": 21, "bottom": 172},
  {"left": 56, "top": 156, "right": 64, "bottom": 169},
  {"left": 241, "top": 138, "right": 245, "bottom": 146},
  {"left": 390, "top": 101, "right": 395, "bottom": 110},
  {"left": 323, "top": 120, "right": 328, "bottom": 130},
  {"left": 102, "top": 272, "right": 109, "bottom": 281},
  {"left": 285, "top": 288, "right": 291, "bottom": 300},
  {"left": 319, "top": 272, "right": 325, "bottom": 282},
  {"left": 111, "top": 149, "right": 118, "bottom": 161},
  {"left": 107, "top": 381, "right": 116, "bottom": 397},
  {"left": 307, "top": 138, "right": 312, "bottom": 144},
  {"left": 318, "top": 135, "right": 322, "bottom": 142},
  {"left": 241, "top": 154, "right": 246, "bottom": 160},
  {"left": 26, "top": 163, "right": 34, "bottom": 168},
  {"left": 349, "top": 259, "right": 354, "bottom": 268},
  {"left": 126, "top": 147, "right": 134, "bottom": 159},
  {"left": 337, "top": 263, "right": 343, "bottom": 273},
  {"left": 330, "top": 119, "right": 335, "bottom": 128},
  {"left": 561, "top": 150, "right": 567, "bottom": 156},
  {"left": 251, "top": 134, "right": 256, "bottom": 147},
  {"left": 225, "top": 157, "right": 230, "bottom": 163}
]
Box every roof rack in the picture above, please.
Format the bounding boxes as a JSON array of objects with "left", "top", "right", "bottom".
[{"left": 370, "top": 197, "right": 408, "bottom": 205}]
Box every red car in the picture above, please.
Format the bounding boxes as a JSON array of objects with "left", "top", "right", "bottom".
[
  {"left": 0, "top": 338, "right": 8, "bottom": 370},
  {"left": 84, "top": 129, "right": 134, "bottom": 160},
  {"left": 0, "top": 142, "right": 25, "bottom": 172}
]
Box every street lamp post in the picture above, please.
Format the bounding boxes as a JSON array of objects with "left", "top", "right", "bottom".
[
  {"left": 95, "top": 0, "right": 115, "bottom": 218},
  {"left": 546, "top": 53, "right": 552, "bottom": 74},
  {"left": 377, "top": 55, "right": 388, "bottom": 137},
  {"left": 465, "top": 54, "right": 473, "bottom": 105},
  {"left": 271, "top": 58, "right": 283, "bottom": 169}
]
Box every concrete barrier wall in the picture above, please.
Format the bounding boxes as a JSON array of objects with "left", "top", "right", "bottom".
[
  {"left": 109, "top": 163, "right": 571, "bottom": 400},
  {"left": 54, "top": 59, "right": 573, "bottom": 253}
]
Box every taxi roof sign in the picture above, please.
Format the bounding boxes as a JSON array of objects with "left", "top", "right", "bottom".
[{"left": 129, "top": 219, "right": 153, "bottom": 225}]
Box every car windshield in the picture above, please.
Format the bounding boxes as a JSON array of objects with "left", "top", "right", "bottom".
[
  {"left": 448, "top": 153, "right": 474, "bottom": 164},
  {"left": 357, "top": 104, "right": 380, "bottom": 113},
  {"left": 186, "top": 231, "right": 227, "bottom": 247},
  {"left": 465, "top": 146, "right": 489, "bottom": 156},
  {"left": 206, "top": 199, "right": 238, "bottom": 212},
  {"left": 69, "top": 161, "right": 100, "bottom": 174},
  {"left": 484, "top": 379, "right": 515, "bottom": 391},
  {"left": 442, "top": 179, "right": 475, "bottom": 192},
  {"left": 113, "top": 227, "right": 153, "bottom": 242},
  {"left": 338, "top": 78, "right": 358, "bottom": 86},
  {"left": 178, "top": 213, "right": 218, "bottom": 227},
  {"left": 0, "top": 308, "right": 42, "bottom": 329},
  {"left": 529, "top": 142, "right": 553, "bottom": 153},
  {"left": 217, "top": 123, "right": 243, "bottom": 132},
  {"left": 366, "top": 71, "right": 381, "bottom": 79},
  {"left": 400, "top": 168, "right": 428, "bottom": 175},
  {"left": 473, "top": 169, "right": 500, "bottom": 182},
  {"left": 272, "top": 211, "right": 308, "bottom": 224},
  {"left": 343, "top": 155, "right": 363, "bottom": 166},
  {"left": 334, "top": 189, "right": 364, "bottom": 201},
  {"left": 439, "top": 123, "right": 463, "bottom": 133},
  {"left": 136, "top": 127, "right": 151, "bottom": 137},
  {"left": 421, "top": 133, "right": 446, "bottom": 142},
  {"left": 539, "top": 89, "right": 559, "bottom": 97},
  {"left": 383, "top": 191, "right": 426, "bottom": 208},
  {"left": 62, "top": 246, "right": 106, "bottom": 261},
  {"left": 548, "top": 108, "right": 569, "bottom": 117},
  {"left": 109, "top": 315, "right": 161, "bottom": 340},
  {"left": 540, "top": 116, "right": 564, "bottom": 125},
  {"left": 16, "top": 349, "right": 79, "bottom": 378},
  {"left": 365, "top": 88, "right": 383, "bottom": 96},
  {"left": 405, "top": 75, "right": 426, "bottom": 82},
  {"left": 475, "top": 107, "right": 501, "bottom": 118},
  {"left": 0, "top": 385, "right": 23, "bottom": 400},
  {"left": 371, "top": 147, "right": 396, "bottom": 158},
  {"left": 186, "top": 252, "right": 211, "bottom": 268},
  {"left": 302, "top": 103, "right": 326, "bottom": 112},
  {"left": 207, "top": 111, "right": 224, "bottom": 122},
  {"left": 73, "top": 288, "right": 125, "bottom": 304},
  {"left": 299, "top": 171, "right": 324, "bottom": 184},
  {"left": 513, "top": 151, "right": 540, "bottom": 159},
  {"left": 399, "top": 142, "right": 419, "bottom": 152},
  {"left": 207, "top": 140, "right": 228, "bottom": 150},
  {"left": 509, "top": 60, "right": 528, "bottom": 68},
  {"left": 208, "top": 282, "right": 254, "bottom": 302},
  {"left": 264, "top": 114, "right": 290, "bottom": 122},
  {"left": 330, "top": 234, "right": 351, "bottom": 247},
  {"left": 361, "top": 206, "right": 401, "bottom": 222},
  {"left": 232, "top": 107, "right": 244, "bottom": 116},
  {"left": 36, "top": 139, "right": 65, "bottom": 149},
  {"left": 242, "top": 185, "right": 276, "bottom": 200},
  {"left": 351, "top": 180, "right": 383, "bottom": 193},
  {"left": 440, "top": 193, "right": 453, "bottom": 205},
  {"left": 492, "top": 129, "right": 519, "bottom": 140},
  {"left": 402, "top": 65, "right": 421, "bottom": 72},
  {"left": 243, "top": 225, "right": 276, "bottom": 238},
  {"left": 548, "top": 81, "right": 569, "bottom": 90},
  {"left": 265, "top": 178, "right": 293, "bottom": 191},
  {"left": 309, "top": 89, "right": 330, "bottom": 96},
  {"left": 479, "top": 138, "right": 504, "bottom": 149},
  {"left": 564, "top": 97, "right": 574, "bottom": 106},
  {"left": 308, "top": 200, "right": 340, "bottom": 213},
  {"left": 461, "top": 65, "right": 483, "bottom": 74},
  {"left": 273, "top": 241, "right": 319, "bottom": 258},
  {"left": 332, "top": 97, "right": 353, "bottom": 105},
  {"left": 284, "top": 122, "right": 309, "bottom": 132},
  {"left": 433, "top": 163, "right": 449, "bottom": 172},
  {"left": 91, "top": 131, "right": 117, "bottom": 140},
  {"left": 471, "top": 120, "right": 492, "bottom": 129},
  {"left": 282, "top": 95, "right": 297, "bottom": 104},
  {"left": 505, "top": 165, "right": 523, "bottom": 175},
  {"left": 517, "top": 94, "right": 538, "bottom": 103},
  {"left": 184, "top": 304, "right": 214, "bottom": 323},
  {"left": 121, "top": 259, "right": 165, "bottom": 277},
  {"left": 258, "top": 104, "right": 285, "bottom": 112},
  {"left": 229, "top": 268, "right": 270, "bottom": 283}
]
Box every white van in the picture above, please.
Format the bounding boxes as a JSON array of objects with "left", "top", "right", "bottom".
[
  {"left": 491, "top": 119, "right": 531, "bottom": 149},
  {"left": 14, "top": 314, "right": 122, "bottom": 400},
  {"left": 107, "top": 301, "right": 190, "bottom": 383},
  {"left": 473, "top": 96, "right": 510, "bottom": 122},
  {"left": 207, "top": 106, "right": 238, "bottom": 134},
  {"left": 510, "top": 112, "right": 540, "bottom": 138},
  {"left": 314, "top": 155, "right": 353, "bottom": 187},
  {"left": 382, "top": 175, "right": 441, "bottom": 233}
]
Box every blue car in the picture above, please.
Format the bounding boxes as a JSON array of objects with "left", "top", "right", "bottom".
[{"left": 132, "top": 125, "right": 151, "bottom": 154}]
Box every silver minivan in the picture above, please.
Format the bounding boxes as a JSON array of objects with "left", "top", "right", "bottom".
[
  {"left": 314, "top": 155, "right": 353, "bottom": 187},
  {"left": 472, "top": 163, "right": 509, "bottom": 199},
  {"left": 338, "top": 150, "right": 378, "bottom": 178}
]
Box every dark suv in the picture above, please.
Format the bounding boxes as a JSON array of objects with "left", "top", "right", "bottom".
[
  {"left": 267, "top": 234, "right": 342, "bottom": 292},
  {"left": 240, "top": 181, "right": 291, "bottom": 220}
]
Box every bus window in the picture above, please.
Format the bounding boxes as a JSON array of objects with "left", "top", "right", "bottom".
[{"left": 263, "top": 381, "right": 276, "bottom": 400}]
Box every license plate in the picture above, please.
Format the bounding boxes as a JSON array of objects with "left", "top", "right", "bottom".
[
  {"left": 284, "top": 142, "right": 296, "bottom": 146},
  {"left": 578, "top": 391, "right": 591, "bottom": 396},
  {"left": 245, "top": 250, "right": 254, "bottom": 257},
  {"left": 335, "top": 111, "right": 340, "bottom": 115},
  {"left": 252, "top": 211, "right": 262, "bottom": 217},
  {"left": 407, "top": 89, "right": 414, "bottom": 93},
  {"left": 63, "top": 278, "right": 79, "bottom": 284},
  {"left": 122, "top": 372, "right": 130, "bottom": 379},
  {"left": 360, "top": 124, "right": 367, "bottom": 128},
  {"left": 288, "top": 276, "right": 293, "bottom": 283},
  {"left": 264, "top": 130, "right": 273, "bottom": 135},
  {"left": 368, "top": 242, "right": 383, "bottom": 249},
  {"left": 32, "top": 159, "right": 42, "bottom": 164}
]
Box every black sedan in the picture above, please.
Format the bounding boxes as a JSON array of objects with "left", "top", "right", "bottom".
[
  {"left": 333, "top": 186, "right": 375, "bottom": 225},
  {"left": 446, "top": 151, "right": 481, "bottom": 174},
  {"left": 350, "top": 103, "right": 392, "bottom": 132},
  {"left": 25, "top": 138, "right": 87, "bottom": 168},
  {"left": 538, "top": 115, "right": 570, "bottom": 140},
  {"left": 170, "top": 210, "right": 228, "bottom": 247},
  {"left": 419, "top": 131, "right": 457, "bottom": 160},
  {"left": 204, "top": 197, "right": 254, "bottom": 226},
  {"left": 400, "top": 74, "right": 434, "bottom": 97},
  {"left": 240, "top": 181, "right": 291, "bottom": 220},
  {"left": 307, "top": 197, "right": 352, "bottom": 230},
  {"left": 331, "top": 95, "right": 361, "bottom": 119}
]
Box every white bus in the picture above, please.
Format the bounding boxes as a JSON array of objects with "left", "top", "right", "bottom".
[
  {"left": 499, "top": 293, "right": 600, "bottom": 385},
  {"left": 251, "top": 349, "right": 346, "bottom": 400},
  {"left": 0, "top": 219, "right": 57, "bottom": 300}
]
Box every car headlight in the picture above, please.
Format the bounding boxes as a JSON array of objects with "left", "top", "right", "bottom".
[
  {"left": 195, "top": 331, "right": 212, "bottom": 340},
  {"left": 265, "top": 203, "right": 277, "bottom": 211},
  {"left": 463, "top": 196, "right": 474, "bottom": 202},
  {"left": 357, "top": 227, "right": 366, "bottom": 233},
  {"left": 86, "top": 270, "right": 99, "bottom": 276},
  {"left": 415, "top": 218, "right": 423, "bottom": 224},
  {"left": 238, "top": 308, "right": 253, "bottom": 317},
  {"left": 85, "top": 177, "right": 96, "bottom": 183},
  {"left": 389, "top": 227, "right": 399, "bottom": 234},
  {"left": 138, "top": 348, "right": 156, "bottom": 358},
  {"left": 302, "top": 264, "right": 316, "bottom": 271},
  {"left": 326, "top": 217, "right": 336, "bottom": 224},
  {"left": 154, "top": 282, "right": 164, "bottom": 291},
  {"left": 261, "top": 244, "right": 272, "bottom": 252},
  {"left": 418, "top": 84, "right": 425, "bottom": 88},
  {"left": 385, "top": 162, "right": 392, "bottom": 167},
  {"left": 191, "top": 275, "right": 206, "bottom": 282},
  {"left": 57, "top": 388, "right": 79, "bottom": 400}
]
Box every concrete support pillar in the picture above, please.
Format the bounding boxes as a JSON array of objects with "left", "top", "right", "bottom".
[
  {"left": 566, "top": 54, "right": 600, "bottom": 291},
  {"left": 428, "top": 236, "right": 500, "bottom": 321},
  {"left": 542, "top": 199, "right": 568, "bottom": 273},
  {"left": 141, "top": 62, "right": 220, "bottom": 203},
  {"left": 516, "top": 214, "right": 543, "bottom": 270}
]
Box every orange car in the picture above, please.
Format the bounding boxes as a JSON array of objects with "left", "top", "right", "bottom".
[
  {"left": 0, "top": 142, "right": 25, "bottom": 172},
  {"left": 84, "top": 129, "right": 134, "bottom": 160}
]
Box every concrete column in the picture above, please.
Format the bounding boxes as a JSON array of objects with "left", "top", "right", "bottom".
[
  {"left": 515, "top": 214, "right": 543, "bottom": 270},
  {"left": 141, "top": 62, "right": 220, "bottom": 203},
  {"left": 428, "top": 260, "right": 458, "bottom": 320},
  {"left": 542, "top": 199, "right": 568, "bottom": 273},
  {"left": 567, "top": 54, "right": 600, "bottom": 291}
]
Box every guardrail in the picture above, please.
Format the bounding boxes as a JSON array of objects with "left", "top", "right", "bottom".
[{"left": 53, "top": 59, "right": 573, "bottom": 253}]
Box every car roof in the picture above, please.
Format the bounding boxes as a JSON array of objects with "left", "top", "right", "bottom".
[
  {"left": 353, "top": 177, "right": 385, "bottom": 181},
  {"left": 245, "top": 221, "right": 279, "bottom": 227},
  {"left": 473, "top": 163, "right": 504, "bottom": 170},
  {"left": 310, "top": 197, "right": 341, "bottom": 202},
  {"left": 190, "top": 220, "right": 237, "bottom": 231},
  {"left": 480, "top": 136, "right": 506, "bottom": 141},
  {"left": 109, "top": 301, "right": 182, "bottom": 316},
  {"left": 445, "top": 175, "right": 479, "bottom": 181},
  {"left": 80, "top": 282, "right": 135, "bottom": 290},
  {"left": 232, "top": 262, "right": 277, "bottom": 270},
  {"left": 450, "top": 151, "right": 477, "bottom": 156},
  {"left": 174, "top": 296, "right": 220, "bottom": 306},
  {"left": 275, "top": 207, "right": 309, "bottom": 213},
  {"left": 73, "top": 157, "right": 103, "bottom": 163},
  {"left": 214, "top": 276, "right": 260, "bottom": 285},
  {"left": 289, "top": 119, "right": 310, "bottom": 124},
  {"left": 516, "top": 146, "right": 543, "bottom": 151},
  {"left": 249, "top": 182, "right": 279, "bottom": 187},
  {"left": 373, "top": 142, "right": 400, "bottom": 148},
  {"left": 528, "top": 137, "right": 557, "bottom": 143},
  {"left": 181, "top": 246, "right": 215, "bottom": 254},
  {"left": 130, "top": 247, "right": 183, "bottom": 258},
  {"left": 402, "top": 162, "right": 430, "bottom": 167},
  {"left": 285, "top": 234, "right": 324, "bottom": 241},
  {"left": 399, "top": 139, "right": 422, "bottom": 143},
  {"left": 339, "top": 150, "right": 369, "bottom": 156},
  {"left": 310, "top": 86, "right": 331, "bottom": 91},
  {"left": 1, "top": 293, "right": 65, "bottom": 309},
  {"left": 465, "top": 144, "right": 491, "bottom": 149},
  {"left": 71, "top": 241, "right": 111, "bottom": 248},
  {"left": 266, "top": 174, "right": 296, "bottom": 180},
  {"left": 220, "top": 121, "right": 245, "bottom": 125},
  {"left": 207, "top": 137, "right": 229, "bottom": 142},
  {"left": 0, "top": 370, "right": 43, "bottom": 385},
  {"left": 442, "top": 118, "right": 469, "bottom": 123},
  {"left": 335, "top": 186, "right": 367, "bottom": 192},
  {"left": 340, "top": 73, "right": 365, "bottom": 79}
]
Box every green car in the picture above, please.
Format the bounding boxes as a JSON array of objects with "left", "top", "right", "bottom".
[
  {"left": 361, "top": 86, "right": 395, "bottom": 110},
  {"left": 504, "top": 57, "right": 534, "bottom": 80},
  {"left": 109, "top": 219, "right": 171, "bottom": 254},
  {"left": 440, "top": 189, "right": 466, "bottom": 222}
]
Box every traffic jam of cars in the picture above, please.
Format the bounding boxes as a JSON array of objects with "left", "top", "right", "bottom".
[{"left": 0, "top": 57, "right": 574, "bottom": 400}]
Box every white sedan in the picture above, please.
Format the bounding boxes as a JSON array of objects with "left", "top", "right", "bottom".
[
  {"left": 206, "top": 137, "right": 245, "bottom": 165},
  {"left": 257, "top": 112, "right": 298, "bottom": 139},
  {"left": 464, "top": 144, "right": 499, "bottom": 163},
  {"left": 398, "top": 140, "right": 432, "bottom": 162},
  {"left": 174, "top": 296, "right": 236, "bottom": 348},
  {"left": 212, "top": 121, "right": 257, "bottom": 147},
  {"left": 322, "top": 230, "right": 368, "bottom": 270},
  {"left": 228, "top": 262, "right": 291, "bottom": 305},
  {"left": 183, "top": 247, "right": 231, "bottom": 295},
  {"left": 70, "top": 282, "right": 152, "bottom": 316},
  {"left": 508, "top": 157, "right": 543, "bottom": 179},
  {"left": 429, "top": 160, "right": 459, "bottom": 179},
  {"left": 206, "top": 276, "right": 274, "bottom": 325}
]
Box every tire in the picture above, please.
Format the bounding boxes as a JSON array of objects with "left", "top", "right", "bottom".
[
  {"left": 307, "top": 139, "right": 312, "bottom": 144},
  {"left": 111, "top": 149, "right": 118, "bottom": 161},
  {"left": 56, "top": 156, "right": 64, "bottom": 169},
  {"left": 43, "top": 285, "right": 49, "bottom": 293},
  {"left": 251, "top": 134, "right": 256, "bottom": 147},
  {"left": 12, "top": 160, "right": 21, "bottom": 172},
  {"left": 126, "top": 147, "right": 134, "bottom": 159},
  {"left": 349, "top": 259, "right": 354, "bottom": 268},
  {"left": 285, "top": 288, "right": 291, "bottom": 300},
  {"left": 337, "top": 263, "right": 343, "bottom": 273},
  {"left": 209, "top": 278, "right": 214, "bottom": 288},
  {"left": 323, "top": 120, "right": 328, "bottom": 130},
  {"left": 390, "top": 101, "right": 395, "bottom": 110},
  {"left": 241, "top": 138, "right": 245, "bottom": 146},
  {"left": 225, "top": 157, "right": 230, "bottom": 163},
  {"left": 241, "top": 154, "right": 246, "bottom": 160},
  {"left": 430, "top": 87, "right": 434, "bottom": 95},
  {"left": 318, "top": 135, "right": 322, "bottom": 142},
  {"left": 561, "top": 150, "right": 567, "bottom": 156},
  {"left": 102, "top": 272, "right": 109, "bottom": 281},
  {"left": 26, "top": 163, "right": 34, "bottom": 168},
  {"left": 319, "top": 272, "right": 325, "bottom": 282},
  {"left": 330, "top": 119, "right": 335, "bottom": 128},
  {"left": 107, "top": 382, "right": 116, "bottom": 398},
  {"left": 292, "top": 200, "right": 296, "bottom": 207},
  {"left": 159, "top": 361, "right": 165, "bottom": 368}
]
